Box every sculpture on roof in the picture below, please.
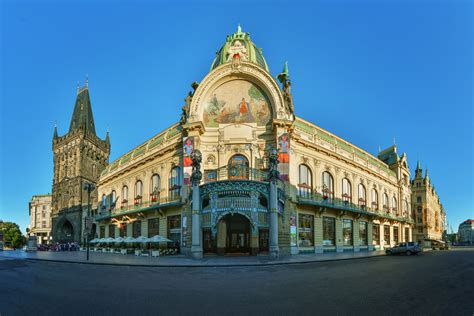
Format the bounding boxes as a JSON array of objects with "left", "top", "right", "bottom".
[
  {"left": 277, "top": 62, "right": 294, "bottom": 115},
  {"left": 180, "top": 81, "right": 199, "bottom": 125}
]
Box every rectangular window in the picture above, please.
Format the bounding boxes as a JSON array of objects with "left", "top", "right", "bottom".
[
  {"left": 323, "top": 217, "right": 335, "bottom": 246},
  {"left": 108, "top": 224, "right": 115, "bottom": 238},
  {"left": 393, "top": 226, "right": 399, "bottom": 244},
  {"left": 373, "top": 223, "right": 380, "bottom": 245},
  {"left": 298, "top": 214, "right": 314, "bottom": 247},
  {"left": 359, "top": 221, "right": 367, "bottom": 246},
  {"left": 132, "top": 221, "right": 141, "bottom": 238},
  {"left": 148, "top": 218, "right": 160, "bottom": 238},
  {"left": 405, "top": 227, "right": 409, "bottom": 242},
  {"left": 384, "top": 225, "right": 390, "bottom": 244},
  {"left": 99, "top": 226, "right": 105, "bottom": 238},
  {"left": 417, "top": 196, "right": 422, "bottom": 203},
  {"left": 343, "top": 219, "right": 353, "bottom": 246},
  {"left": 167, "top": 215, "right": 181, "bottom": 247}
]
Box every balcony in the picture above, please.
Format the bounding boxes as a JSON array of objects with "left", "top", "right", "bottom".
[
  {"left": 203, "top": 166, "right": 268, "bottom": 183},
  {"left": 95, "top": 195, "right": 182, "bottom": 221}
]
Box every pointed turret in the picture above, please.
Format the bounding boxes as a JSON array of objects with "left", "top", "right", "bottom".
[
  {"left": 414, "top": 160, "right": 423, "bottom": 178},
  {"left": 53, "top": 124, "right": 58, "bottom": 139},
  {"left": 277, "top": 61, "right": 289, "bottom": 84},
  {"left": 106, "top": 128, "right": 110, "bottom": 145},
  {"left": 416, "top": 160, "right": 421, "bottom": 171},
  {"left": 425, "top": 167, "right": 430, "bottom": 180},
  {"left": 69, "top": 84, "right": 96, "bottom": 135}
]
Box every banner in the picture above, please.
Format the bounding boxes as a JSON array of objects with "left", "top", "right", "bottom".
[
  {"left": 183, "top": 136, "right": 194, "bottom": 185},
  {"left": 278, "top": 133, "right": 290, "bottom": 181}
]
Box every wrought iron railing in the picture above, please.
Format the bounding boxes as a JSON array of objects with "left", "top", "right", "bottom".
[
  {"left": 202, "top": 196, "right": 267, "bottom": 213},
  {"left": 96, "top": 195, "right": 181, "bottom": 220},
  {"left": 297, "top": 192, "right": 414, "bottom": 223},
  {"left": 203, "top": 165, "right": 269, "bottom": 183}
]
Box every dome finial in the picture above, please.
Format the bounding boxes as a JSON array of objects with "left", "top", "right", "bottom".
[{"left": 237, "top": 24, "right": 242, "bottom": 33}]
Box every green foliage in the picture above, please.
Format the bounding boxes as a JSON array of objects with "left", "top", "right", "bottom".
[{"left": 0, "top": 222, "right": 25, "bottom": 248}]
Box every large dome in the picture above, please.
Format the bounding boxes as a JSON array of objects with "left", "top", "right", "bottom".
[{"left": 210, "top": 25, "right": 269, "bottom": 72}]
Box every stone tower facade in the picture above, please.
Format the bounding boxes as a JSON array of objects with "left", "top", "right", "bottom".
[{"left": 51, "top": 83, "right": 110, "bottom": 243}]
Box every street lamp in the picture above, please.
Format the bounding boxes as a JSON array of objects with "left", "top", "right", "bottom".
[{"left": 83, "top": 181, "right": 95, "bottom": 261}]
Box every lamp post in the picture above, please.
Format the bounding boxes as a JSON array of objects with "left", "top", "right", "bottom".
[{"left": 83, "top": 181, "right": 95, "bottom": 261}]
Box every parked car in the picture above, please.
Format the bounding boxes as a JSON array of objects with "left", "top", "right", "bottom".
[{"left": 386, "top": 242, "right": 421, "bottom": 256}]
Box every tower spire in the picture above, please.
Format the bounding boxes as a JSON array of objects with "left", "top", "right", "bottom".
[
  {"left": 416, "top": 160, "right": 421, "bottom": 171},
  {"left": 53, "top": 123, "right": 58, "bottom": 139}
]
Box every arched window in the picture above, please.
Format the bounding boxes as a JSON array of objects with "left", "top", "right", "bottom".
[
  {"left": 101, "top": 194, "right": 106, "bottom": 211},
  {"left": 322, "top": 171, "right": 334, "bottom": 200},
  {"left": 169, "top": 166, "right": 181, "bottom": 199},
  {"left": 371, "top": 189, "right": 378, "bottom": 210},
  {"left": 134, "top": 180, "right": 143, "bottom": 205},
  {"left": 150, "top": 174, "right": 160, "bottom": 203},
  {"left": 228, "top": 155, "right": 249, "bottom": 180},
  {"left": 383, "top": 193, "right": 389, "bottom": 212},
  {"left": 342, "top": 178, "right": 351, "bottom": 203},
  {"left": 298, "top": 165, "right": 312, "bottom": 198},
  {"left": 403, "top": 198, "right": 409, "bottom": 216},
  {"left": 392, "top": 196, "right": 398, "bottom": 214},
  {"left": 358, "top": 184, "right": 366, "bottom": 207},
  {"left": 111, "top": 190, "right": 117, "bottom": 209},
  {"left": 122, "top": 186, "right": 128, "bottom": 208}
]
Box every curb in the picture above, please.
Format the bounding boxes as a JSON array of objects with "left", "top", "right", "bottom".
[{"left": 1, "top": 252, "right": 387, "bottom": 268}]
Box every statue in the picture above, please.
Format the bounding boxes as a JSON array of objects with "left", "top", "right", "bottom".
[
  {"left": 190, "top": 149, "right": 202, "bottom": 186},
  {"left": 180, "top": 81, "right": 200, "bottom": 125},
  {"left": 277, "top": 62, "right": 294, "bottom": 115},
  {"left": 267, "top": 146, "right": 280, "bottom": 182}
]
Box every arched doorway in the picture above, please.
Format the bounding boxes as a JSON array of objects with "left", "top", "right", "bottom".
[
  {"left": 228, "top": 155, "right": 249, "bottom": 180},
  {"left": 219, "top": 213, "right": 251, "bottom": 254},
  {"left": 59, "top": 220, "right": 74, "bottom": 243}
]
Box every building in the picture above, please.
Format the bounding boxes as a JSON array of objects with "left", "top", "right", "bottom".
[
  {"left": 410, "top": 162, "right": 446, "bottom": 247},
  {"left": 458, "top": 219, "right": 474, "bottom": 245},
  {"left": 51, "top": 82, "right": 110, "bottom": 243},
  {"left": 92, "top": 26, "right": 415, "bottom": 258},
  {"left": 28, "top": 194, "right": 52, "bottom": 244}
]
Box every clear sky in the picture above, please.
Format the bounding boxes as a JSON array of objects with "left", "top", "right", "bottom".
[{"left": 0, "top": 0, "right": 472, "bottom": 233}]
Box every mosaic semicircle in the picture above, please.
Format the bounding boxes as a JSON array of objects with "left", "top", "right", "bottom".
[{"left": 203, "top": 80, "right": 272, "bottom": 127}]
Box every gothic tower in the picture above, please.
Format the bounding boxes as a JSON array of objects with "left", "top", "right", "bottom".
[{"left": 51, "top": 82, "right": 110, "bottom": 243}]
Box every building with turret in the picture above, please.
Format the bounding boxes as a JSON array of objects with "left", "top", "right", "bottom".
[
  {"left": 410, "top": 162, "right": 446, "bottom": 247},
  {"left": 458, "top": 219, "right": 474, "bottom": 245},
  {"left": 92, "top": 26, "right": 415, "bottom": 257},
  {"left": 51, "top": 82, "right": 110, "bottom": 243}
]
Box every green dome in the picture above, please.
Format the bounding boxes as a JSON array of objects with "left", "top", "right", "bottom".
[{"left": 211, "top": 25, "right": 269, "bottom": 72}]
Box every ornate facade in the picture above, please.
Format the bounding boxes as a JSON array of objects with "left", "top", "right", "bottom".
[
  {"left": 457, "top": 219, "right": 474, "bottom": 245},
  {"left": 51, "top": 83, "right": 110, "bottom": 243},
  {"left": 410, "top": 162, "right": 446, "bottom": 247},
  {"left": 94, "top": 26, "right": 415, "bottom": 257},
  {"left": 28, "top": 194, "right": 52, "bottom": 244}
]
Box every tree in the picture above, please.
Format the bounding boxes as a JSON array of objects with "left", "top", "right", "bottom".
[{"left": 0, "top": 222, "right": 25, "bottom": 248}]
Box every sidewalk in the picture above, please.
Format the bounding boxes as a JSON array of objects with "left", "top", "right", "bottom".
[{"left": 0, "top": 249, "right": 387, "bottom": 267}]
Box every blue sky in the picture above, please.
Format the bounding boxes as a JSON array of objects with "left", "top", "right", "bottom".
[{"left": 1, "top": 0, "right": 472, "bottom": 233}]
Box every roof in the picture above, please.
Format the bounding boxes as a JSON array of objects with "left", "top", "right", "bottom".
[
  {"left": 211, "top": 25, "right": 269, "bottom": 72},
  {"left": 377, "top": 145, "right": 399, "bottom": 165},
  {"left": 69, "top": 87, "right": 96, "bottom": 134}
]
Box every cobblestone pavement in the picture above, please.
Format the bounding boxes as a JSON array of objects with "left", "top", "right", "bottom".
[
  {"left": 0, "top": 249, "right": 387, "bottom": 266},
  {"left": 0, "top": 249, "right": 473, "bottom": 315}
]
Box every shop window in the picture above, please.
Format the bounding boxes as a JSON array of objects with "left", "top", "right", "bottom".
[
  {"left": 132, "top": 220, "right": 142, "bottom": 238},
  {"left": 108, "top": 224, "right": 115, "bottom": 238},
  {"left": 373, "top": 223, "right": 380, "bottom": 245},
  {"left": 119, "top": 224, "right": 126, "bottom": 237},
  {"left": 298, "top": 214, "right": 314, "bottom": 247},
  {"left": 323, "top": 217, "right": 335, "bottom": 246},
  {"left": 167, "top": 215, "right": 181, "bottom": 249},
  {"left": 393, "top": 226, "right": 399, "bottom": 244},
  {"left": 99, "top": 226, "right": 105, "bottom": 238},
  {"left": 359, "top": 221, "right": 367, "bottom": 246},
  {"left": 148, "top": 218, "right": 159, "bottom": 238},
  {"left": 384, "top": 225, "right": 390, "bottom": 244},
  {"left": 343, "top": 219, "right": 353, "bottom": 246},
  {"left": 405, "top": 227, "right": 410, "bottom": 242}
]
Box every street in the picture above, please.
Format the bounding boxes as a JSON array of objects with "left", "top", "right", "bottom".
[{"left": 1, "top": 249, "right": 473, "bottom": 315}]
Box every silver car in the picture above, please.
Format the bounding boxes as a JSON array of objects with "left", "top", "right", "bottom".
[{"left": 386, "top": 242, "right": 421, "bottom": 256}]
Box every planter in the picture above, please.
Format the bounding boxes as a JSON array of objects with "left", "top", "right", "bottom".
[
  {"left": 120, "top": 249, "right": 127, "bottom": 255},
  {"left": 134, "top": 249, "right": 142, "bottom": 256},
  {"left": 151, "top": 250, "right": 160, "bottom": 257}
]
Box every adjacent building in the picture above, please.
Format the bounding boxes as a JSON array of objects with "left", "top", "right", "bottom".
[
  {"left": 92, "top": 26, "right": 415, "bottom": 257},
  {"left": 28, "top": 194, "right": 52, "bottom": 244},
  {"left": 51, "top": 83, "right": 110, "bottom": 243},
  {"left": 458, "top": 219, "right": 474, "bottom": 245},
  {"left": 410, "top": 162, "right": 446, "bottom": 247}
]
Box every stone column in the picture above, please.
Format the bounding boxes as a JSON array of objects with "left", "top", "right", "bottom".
[
  {"left": 190, "top": 150, "right": 203, "bottom": 259},
  {"left": 367, "top": 220, "right": 374, "bottom": 251},
  {"left": 268, "top": 147, "right": 280, "bottom": 258}
]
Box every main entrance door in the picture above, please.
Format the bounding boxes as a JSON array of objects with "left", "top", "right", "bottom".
[{"left": 225, "top": 214, "right": 250, "bottom": 254}]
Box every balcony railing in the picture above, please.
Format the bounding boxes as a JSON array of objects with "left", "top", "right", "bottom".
[
  {"left": 202, "top": 196, "right": 267, "bottom": 213},
  {"left": 203, "top": 166, "right": 269, "bottom": 183},
  {"left": 96, "top": 195, "right": 182, "bottom": 220},
  {"left": 297, "top": 192, "right": 414, "bottom": 224}
]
